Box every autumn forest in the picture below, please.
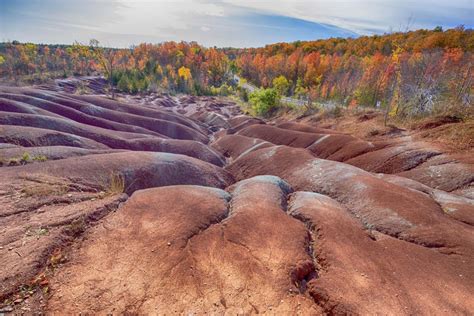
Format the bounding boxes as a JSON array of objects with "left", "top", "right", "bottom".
[{"left": 1, "top": 26, "right": 472, "bottom": 118}]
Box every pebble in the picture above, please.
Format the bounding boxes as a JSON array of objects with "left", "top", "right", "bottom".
[{"left": 167, "top": 242, "right": 171, "bottom": 246}]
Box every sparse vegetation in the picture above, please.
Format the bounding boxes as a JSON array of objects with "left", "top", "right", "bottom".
[
  {"left": 21, "top": 152, "right": 31, "bottom": 164},
  {"left": 20, "top": 180, "right": 69, "bottom": 197},
  {"left": 107, "top": 172, "right": 125, "bottom": 195},
  {"left": 32, "top": 155, "right": 48, "bottom": 162},
  {"left": 0, "top": 152, "right": 48, "bottom": 167},
  {"left": 25, "top": 227, "right": 49, "bottom": 238}
]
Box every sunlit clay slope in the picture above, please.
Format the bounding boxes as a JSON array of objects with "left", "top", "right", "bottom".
[{"left": 0, "top": 84, "right": 472, "bottom": 314}]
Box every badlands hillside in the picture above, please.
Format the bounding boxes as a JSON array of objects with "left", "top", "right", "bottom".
[{"left": 0, "top": 78, "right": 473, "bottom": 314}]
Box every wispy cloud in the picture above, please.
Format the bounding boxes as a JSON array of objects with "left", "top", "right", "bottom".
[
  {"left": 0, "top": 0, "right": 472, "bottom": 47},
  {"left": 222, "top": 0, "right": 474, "bottom": 34}
]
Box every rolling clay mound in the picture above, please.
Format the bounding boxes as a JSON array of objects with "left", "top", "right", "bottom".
[
  {"left": 46, "top": 177, "right": 320, "bottom": 314},
  {"left": 190, "top": 110, "right": 230, "bottom": 130},
  {"left": 68, "top": 93, "right": 205, "bottom": 133},
  {"left": 224, "top": 145, "right": 474, "bottom": 313},
  {"left": 51, "top": 76, "right": 109, "bottom": 94},
  {"left": 228, "top": 115, "right": 264, "bottom": 128},
  {"left": 287, "top": 192, "right": 473, "bottom": 314},
  {"left": 0, "top": 86, "right": 226, "bottom": 165},
  {"left": 0, "top": 125, "right": 110, "bottom": 150},
  {"left": 237, "top": 124, "right": 323, "bottom": 148},
  {"left": 237, "top": 123, "right": 381, "bottom": 160},
  {"left": 0, "top": 151, "right": 233, "bottom": 195},
  {"left": 276, "top": 121, "right": 343, "bottom": 135},
  {"left": 0, "top": 111, "right": 155, "bottom": 141},
  {"left": 0, "top": 146, "right": 123, "bottom": 165},
  {"left": 0, "top": 151, "right": 233, "bottom": 301},
  {"left": 0, "top": 89, "right": 208, "bottom": 142},
  {"left": 226, "top": 145, "right": 474, "bottom": 248},
  {"left": 234, "top": 122, "right": 473, "bottom": 193},
  {"left": 227, "top": 115, "right": 265, "bottom": 133},
  {"left": 0, "top": 97, "right": 64, "bottom": 118},
  {"left": 1, "top": 81, "right": 473, "bottom": 314},
  {"left": 43, "top": 173, "right": 474, "bottom": 314},
  {"left": 210, "top": 134, "right": 273, "bottom": 161}
]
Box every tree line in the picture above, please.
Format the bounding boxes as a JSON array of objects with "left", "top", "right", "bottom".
[
  {"left": 229, "top": 27, "right": 473, "bottom": 117},
  {"left": 0, "top": 40, "right": 230, "bottom": 96},
  {"left": 0, "top": 26, "right": 472, "bottom": 117}
]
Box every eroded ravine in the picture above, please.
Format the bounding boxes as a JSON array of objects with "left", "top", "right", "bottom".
[{"left": 0, "top": 84, "right": 473, "bottom": 314}]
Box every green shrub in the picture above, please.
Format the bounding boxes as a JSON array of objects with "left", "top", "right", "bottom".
[
  {"left": 114, "top": 70, "right": 151, "bottom": 94},
  {"left": 249, "top": 88, "right": 280, "bottom": 116},
  {"left": 117, "top": 75, "right": 131, "bottom": 92},
  {"left": 21, "top": 152, "right": 31, "bottom": 164}
]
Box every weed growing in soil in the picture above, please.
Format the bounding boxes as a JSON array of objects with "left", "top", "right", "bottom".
[{"left": 107, "top": 172, "right": 125, "bottom": 195}]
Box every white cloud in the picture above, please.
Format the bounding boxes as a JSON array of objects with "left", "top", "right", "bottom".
[
  {"left": 2, "top": 0, "right": 472, "bottom": 47},
  {"left": 221, "top": 0, "right": 474, "bottom": 34}
]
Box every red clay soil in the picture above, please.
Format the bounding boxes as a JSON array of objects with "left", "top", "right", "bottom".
[
  {"left": 0, "top": 146, "right": 123, "bottom": 165},
  {"left": 224, "top": 145, "right": 473, "bottom": 313},
  {"left": 46, "top": 178, "right": 319, "bottom": 314},
  {"left": 0, "top": 87, "right": 227, "bottom": 166},
  {"left": 0, "top": 151, "right": 232, "bottom": 306},
  {"left": 0, "top": 82, "right": 473, "bottom": 314},
  {"left": 0, "top": 125, "right": 110, "bottom": 150},
  {"left": 276, "top": 121, "right": 343, "bottom": 135},
  {"left": 211, "top": 134, "right": 273, "bottom": 162},
  {"left": 232, "top": 121, "right": 473, "bottom": 195}
]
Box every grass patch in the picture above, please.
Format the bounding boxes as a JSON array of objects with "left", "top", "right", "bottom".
[
  {"left": 20, "top": 181, "right": 69, "bottom": 197},
  {"left": 1, "top": 152, "right": 48, "bottom": 167},
  {"left": 107, "top": 172, "right": 125, "bottom": 195}
]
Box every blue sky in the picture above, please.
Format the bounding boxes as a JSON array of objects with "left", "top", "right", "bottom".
[{"left": 0, "top": 0, "right": 473, "bottom": 47}]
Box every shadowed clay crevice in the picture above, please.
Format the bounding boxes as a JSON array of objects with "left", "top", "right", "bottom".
[
  {"left": 287, "top": 209, "right": 354, "bottom": 314},
  {"left": 284, "top": 200, "right": 322, "bottom": 293},
  {"left": 182, "top": 194, "right": 232, "bottom": 248}
]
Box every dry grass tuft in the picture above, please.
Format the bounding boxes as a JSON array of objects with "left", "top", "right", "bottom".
[
  {"left": 107, "top": 172, "right": 125, "bottom": 195},
  {"left": 418, "top": 121, "right": 474, "bottom": 151}
]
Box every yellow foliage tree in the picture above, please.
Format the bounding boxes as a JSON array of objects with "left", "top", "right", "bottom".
[{"left": 178, "top": 66, "right": 192, "bottom": 80}]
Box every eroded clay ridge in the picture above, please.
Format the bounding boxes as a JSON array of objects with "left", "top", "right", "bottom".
[{"left": 0, "top": 85, "right": 473, "bottom": 314}]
